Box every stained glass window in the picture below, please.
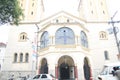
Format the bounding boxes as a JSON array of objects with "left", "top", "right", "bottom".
[
  {"left": 55, "top": 27, "right": 75, "bottom": 45},
  {"left": 81, "top": 31, "right": 88, "bottom": 48},
  {"left": 40, "top": 31, "right": 49, "bottom": 48}
]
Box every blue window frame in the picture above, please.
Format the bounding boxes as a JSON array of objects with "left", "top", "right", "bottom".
[
  {"left": 14, "top": 53, "right": 17, "bottom": 62},
  {"left": 20, "top": 53, "right": 23, "bottom": 62},
  {"left": 81, "top": 31, "right": 88, "bottom": 48},
  {"left": 55, "top": 27, "right": 75, "bottom": 45},
  {"left": 25, "top": 53, "right": 29, "bottom": 62},
  {"left": 40, "top": 31, "right": 49, "bottom": 48}
]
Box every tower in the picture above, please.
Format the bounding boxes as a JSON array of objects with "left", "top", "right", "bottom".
[
  {"left": 19, "top": 0, "right": 44, "bottom": 22},
  {"left": 78, "top": 0, "right": 109, "bottom": 22}
]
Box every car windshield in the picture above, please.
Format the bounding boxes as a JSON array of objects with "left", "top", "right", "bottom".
[
  {"left": 33, "top": 75, "right": 40, "bottom": 79},
  {"left": 100, "top": 66, "right": 108, "bottom": 75}
]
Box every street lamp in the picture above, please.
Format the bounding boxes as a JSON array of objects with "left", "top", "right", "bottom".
[{"left": 108, "top": 10, "right": 120, "bottom": 60}]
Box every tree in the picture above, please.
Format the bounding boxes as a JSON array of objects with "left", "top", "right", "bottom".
[{"left": 0, "top": 0, "right": 23, "bottom": 25}]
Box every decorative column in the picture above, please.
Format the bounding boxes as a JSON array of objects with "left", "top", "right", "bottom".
[
  {"left": 55, "top": 65, "right": 58, "bottom": 80},
  {"left": 74, "top": 65, "right": 78, "bottom": 80},
  {"left": 90, "top": 67, "right": 93, "bottom": 80},
  {"left": 37, "top": 65, "right": 40, "bottom": 74}
]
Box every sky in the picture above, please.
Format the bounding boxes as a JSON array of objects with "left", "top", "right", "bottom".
[
  {"left": 43, "top": 0, "right": 79, "bottom": 17},
  {"left": 0, "top": 0, "right": 120, "bottom": 43}
]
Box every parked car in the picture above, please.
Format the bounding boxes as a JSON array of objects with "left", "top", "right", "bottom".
[
  {"left": 97, "top": 62, "right": 120, "bottom": 80},
  {"left": 27, "top": 74, "right": 55, "bottom": 80}
]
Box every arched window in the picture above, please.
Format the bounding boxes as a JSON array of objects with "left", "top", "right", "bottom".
[
  {"left": 25, "top": 53, "right": 29, "bottom": 62},
  {"left": 14, "top": 53, "right": 18, "bottom": 62},
  {"left": 20, "top": 53, "right": 23, "bottom": 62},
  {"left": 81, "top": 31, "right": 88, "bottom": 48},
  {"left": 19, "top": 32, "right": 27, "bottom": 41},
  {"left": 99, "top": 31, "right": 107, "bottom": 40},
  {"left": 55, "top": 27, "right": 75, "bottom": 45},
  {"left": 40, "top": 31, "right": 49, "bottom": 48},
  {"left": 104, "top": 51, "right": 109, "bottom": 60}
]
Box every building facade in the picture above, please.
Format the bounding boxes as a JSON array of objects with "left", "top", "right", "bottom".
[{"left": 2, "top": 0, "right": 119, "bottom": 80}]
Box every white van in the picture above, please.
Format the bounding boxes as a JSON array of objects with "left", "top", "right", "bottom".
[{"left": 98, "top": 62, "right": 120, "bottom": 80}]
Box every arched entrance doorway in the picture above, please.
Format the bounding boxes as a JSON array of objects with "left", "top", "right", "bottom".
[
  {"left": 83, "top": 57, "right": 91, "bottom": 80},
  {"left": 39, "top": 58, "right": 48, "bottom": 74},
  {"left": 58, "top": 55, "right": 75, "bottom": 80}
]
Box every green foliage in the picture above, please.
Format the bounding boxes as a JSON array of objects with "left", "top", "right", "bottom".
[{"left": 0, "top": 0, "right": 24, "bottom": 25}]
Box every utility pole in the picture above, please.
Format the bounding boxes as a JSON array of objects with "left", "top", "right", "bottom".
[
  {"left": 109, "top": 11, "right": 120, "bottom": 60},
  {"left": 35, "top": 24, "right": 39, "bottom": 70}
]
